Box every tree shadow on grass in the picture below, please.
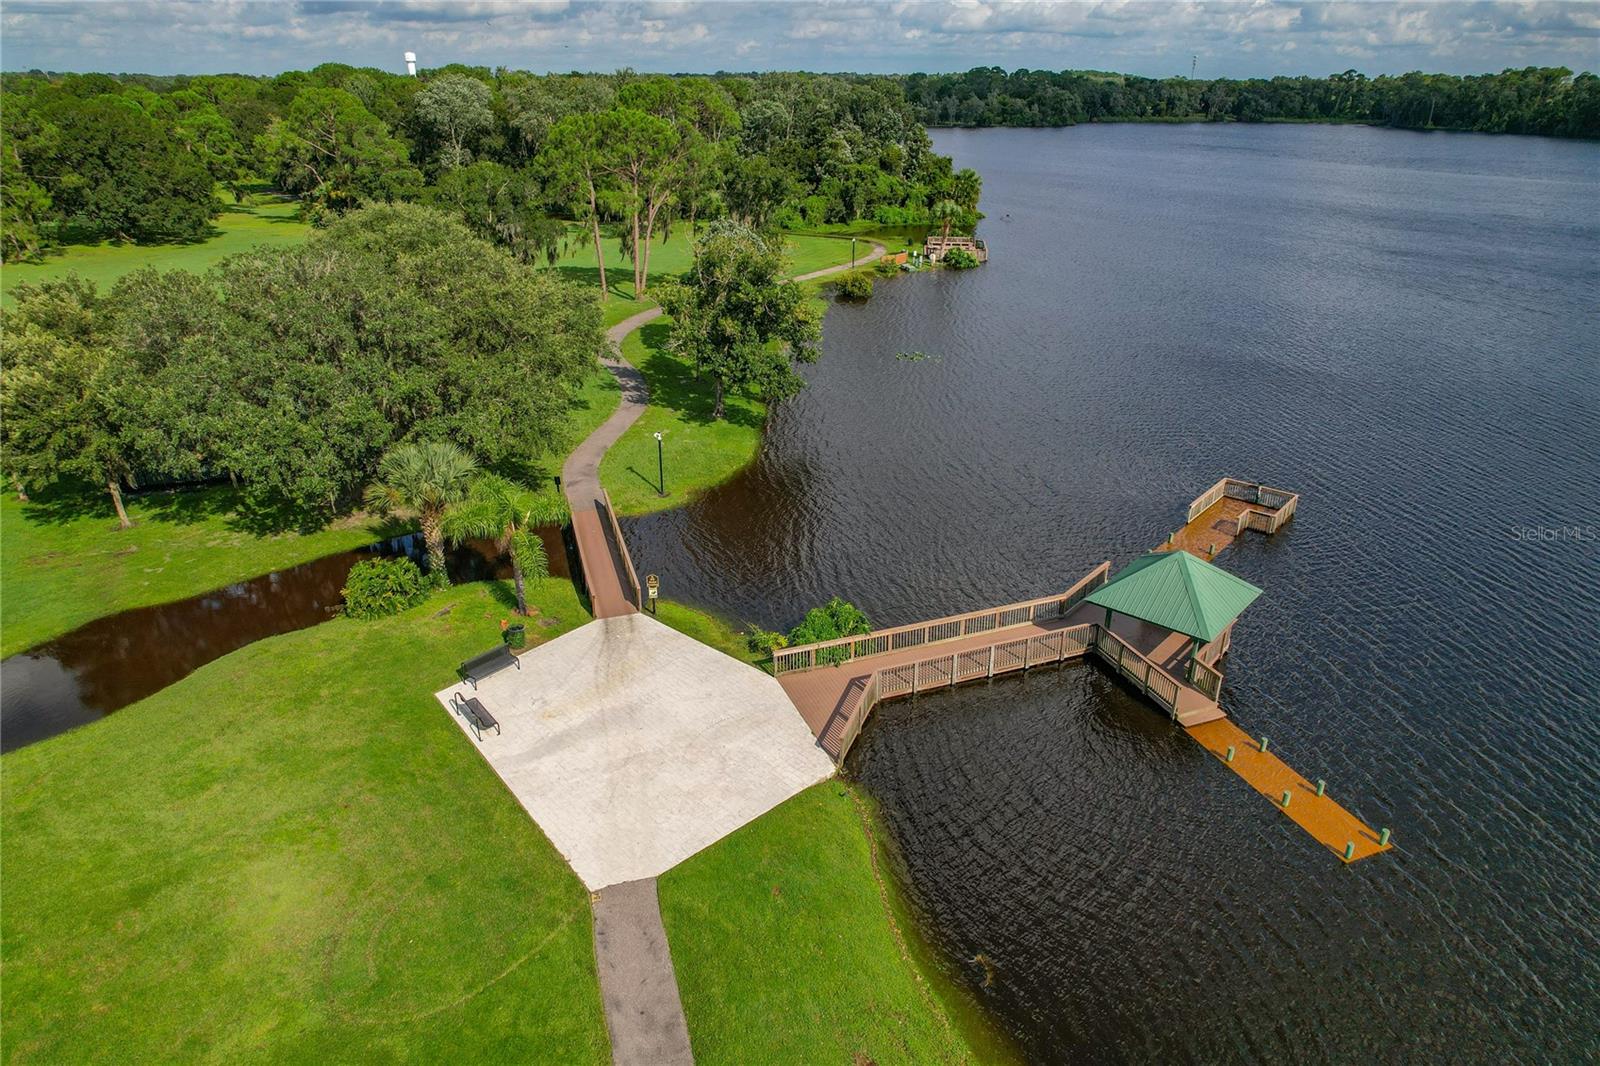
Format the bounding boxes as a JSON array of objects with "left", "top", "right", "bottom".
[
  {"left": 551, "top": 265, "right": 635, "bottom": 301},
  {"left": 635, "top": 322, "right": 765, "bottom": 433}
]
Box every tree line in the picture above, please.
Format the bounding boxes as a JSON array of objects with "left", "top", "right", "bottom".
[
  {"left": 1, "top": 65, "right": 982, "bottom": 277},
  {"left": 901, "top": 66, "right": 1600, "bottom": 138},
  {"left": 0, "top": 205, "right": 603, "bottom": 524}
]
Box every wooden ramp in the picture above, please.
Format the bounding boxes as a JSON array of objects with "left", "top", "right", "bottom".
[{"left": 1187, "top": 719, "right": 1392, "bottom": 862}]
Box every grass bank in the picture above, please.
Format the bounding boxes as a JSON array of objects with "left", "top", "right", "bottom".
[
  {"left": 0, "top": 196, "right": 311, "bottom": 303},
  {"left": 0, "top": 580, "right": 609, "bottom": 1065},
  {"left": 599, "top": 318, "right": 767, "bottom": 517},
  {"left": 0, "top": 486, "right": 408, "bottom": 658},
  {"left": 658, "top": 782, "right": 984, "bottom": 1064},
  {"left": 556, "top": 228, "right": 861, "bottom": 329}
]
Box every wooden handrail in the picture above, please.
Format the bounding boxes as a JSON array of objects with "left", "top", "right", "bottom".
[
  {"left": 600, "top": 488, "right": 643, "bottom": 611},
  {"left": 773, "top": 561, "right": 1110, "bottom": 676},
  {"left": 829, "top": 622, "right": 1098, "bottom": 764}
]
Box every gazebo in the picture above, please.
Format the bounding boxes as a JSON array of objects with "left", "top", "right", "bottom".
[{"left": 1084, "top": 550, "right": 1262, "bottom": 681}]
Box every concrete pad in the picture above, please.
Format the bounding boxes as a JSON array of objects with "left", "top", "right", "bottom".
[{"left": 436, "top": 613, "right": 834, "bottom": 890}]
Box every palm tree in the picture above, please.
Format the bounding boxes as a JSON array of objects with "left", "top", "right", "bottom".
[
  {"left": 362, "top": 442, "right": 478, "bottom": 584},
  {"left": 931, "top": 198, "right": 961, "bottom": 240},
  {"left": 443, "top": 474, "right": 569, "bottom": 615}
]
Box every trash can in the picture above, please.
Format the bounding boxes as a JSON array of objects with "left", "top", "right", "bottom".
[{"left": 504, "top": 623, "right": 527, "bottom": 649}]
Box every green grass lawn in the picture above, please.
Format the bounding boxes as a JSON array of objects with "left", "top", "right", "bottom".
[
  {"left": 0, "top": 486, "right": 410, "bottom": 658},
  {"left": 658, "top": 783, "right": 983, "bottom": 1065},
  {"left": 1, "top": 197, "right": 312, "bottom": 302},
  {"left": 599, "top": 318, "right": 766, "bottom": 517},
  {"left": 0, "top": 580, "right": 609, "bottom": 1065},
  {"left": 558, "top": 228, "right": 860, "bottom": 330}
]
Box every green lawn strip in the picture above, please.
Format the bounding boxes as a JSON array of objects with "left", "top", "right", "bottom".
[
  {"left": 649, "top": 598, "right": 756, "bottom": 665},
  {"left": 1, "top": 197, "right": 312, "bottom": 303},
  {"left": 599, "top": 317, "right": 766, "bottom": 517},
  {"left": 657, "top": 782, "right": 978, "bottom": 1065},
  {"left": 0, "top": 486, "right": 410, "bottom": 658},
  {"left": 0, "top": 580, "right": 608, "bottom": 1065}
]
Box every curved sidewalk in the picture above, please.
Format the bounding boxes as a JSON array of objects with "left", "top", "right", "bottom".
[
  {"left": 560, "top": 241, "right": 883, "bottom": 618},
  {"left": 560, "top": 307, "right": 661, "bottom": 618}
]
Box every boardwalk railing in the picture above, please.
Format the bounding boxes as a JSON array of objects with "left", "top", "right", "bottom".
[
  {"left": 1091, "top": 626, "right": 1181, "bottom": 715},
  {"left": 600, "top": 488, "right": 643, "bottom": 611},
  {"left": 774, "top": 562, "right": 1110, "bottom": 676},
  {"left": 826, "top": 618, "right": 1205, "bottom": 764},
  {"left": 827, "top": 623, "right": 1097, "bottom": 763},
  {"left": 1189, "top": 657, "right": 1224, "bottom": 701},
  {"left": 1187, "top": 478, "right": 1300, "bottom": 535},
  {"left": 1186, "top": 478, "right": 1229, "bottom": 522}
]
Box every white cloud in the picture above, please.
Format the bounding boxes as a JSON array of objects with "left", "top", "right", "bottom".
[{"left": 1, "top": 1, "right": 1594, "bottom": 77}]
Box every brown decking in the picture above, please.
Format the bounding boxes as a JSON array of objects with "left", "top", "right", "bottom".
[
  {"left": 571, "top": 504, "right": 636, "bottom": 619},
  {"left": 1187, "top": 719, "right": 1393, "bottom": 862},
  {"left": 776, "top": 479, "right": 1390, "bottom": 862},
  {"left": 778, "top": 599, "right": 1226, "bottom": 762},
  {"left": 779, "top": 612, "right": 1092, "bottom": 758},
  {"left": 1163, "top": 496, "right": 1260, "bottom": 559}
]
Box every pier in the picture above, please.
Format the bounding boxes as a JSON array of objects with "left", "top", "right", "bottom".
[{"left": 776, "top": 478, "right": 1393, "bottom": 863}]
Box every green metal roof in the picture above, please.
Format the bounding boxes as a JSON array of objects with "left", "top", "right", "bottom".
[{"left": 1084, "top": 550, "right": 1262, "bottom": 643}]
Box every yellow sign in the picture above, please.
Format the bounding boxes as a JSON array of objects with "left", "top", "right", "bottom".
[{"left": 646, "top": 574, "right": 659, "bottom": 599}]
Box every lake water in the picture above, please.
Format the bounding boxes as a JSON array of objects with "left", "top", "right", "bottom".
[
  {"left": 0, "top": 527, "right": 568, "bottom": 752},
  {"left": 625, "top": 125, "right": 1600, "bottom": 1061}
]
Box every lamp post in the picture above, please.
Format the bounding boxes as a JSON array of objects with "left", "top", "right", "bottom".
[
  {"left": 851, "top": 236, "right": 857, "bottom": 269},
  {"left": 654, "top": 431, "right": 665, "bottom": 497}
]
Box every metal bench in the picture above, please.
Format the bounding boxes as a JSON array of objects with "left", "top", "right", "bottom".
[
  {"left": 450, "top": 692, "right": 501, "bottom": 742},
  {"left": 459, "top": 644, "right": 520, "bottom": 689}
]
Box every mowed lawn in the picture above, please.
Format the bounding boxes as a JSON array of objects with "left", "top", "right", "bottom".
[
  {"left": 557, "top": 227, "right": 859, "bottom": 329},
  {"left": 599, "top": 318, "right": 766, "bottom": 516},
  {"left": 0, "top": 196, "right": 312, "bottom": 302},
  {"left": 0, "top": 580, "right": 610, "bottom": 1065},
  {"left": 659, "top": 783, "right": 978, "bottom": 1065}
]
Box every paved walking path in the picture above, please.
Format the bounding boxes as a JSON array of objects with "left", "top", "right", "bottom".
[
  {"left": 560, "top": 308, "right": 661, "bottom": 618},
  {"left": 592, "top": 879, "right": 695, "bottom": 1066},
  {"left": 562, "top": 241, "right": 885, "bottom": 620},
  {"left": 543, "top": 239, "right": 882, "bottom": 1065}
]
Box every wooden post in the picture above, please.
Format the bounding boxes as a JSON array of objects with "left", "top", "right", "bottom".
[{"left": 988, "top": 645, "right": 995, "bottom": 677}]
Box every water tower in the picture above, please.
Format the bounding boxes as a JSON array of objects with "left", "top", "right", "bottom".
[{"left": 404, "top": 51, "right": 417, "bottom": 77}]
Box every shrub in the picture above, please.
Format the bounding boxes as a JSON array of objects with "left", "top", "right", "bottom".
[
  {"left": 873, "top": 257, "right": 901, "bottom": 277},
  {"left": 787, "top": 597, "right": 874, "bottom": 664},
  {"left": 834, "top": 270, "right": 874, "bottom": 300},
  {"left": 942, "top": 247, "right": 979, "bottom": 269},
  {"left": 342, "top": 557, "right": 429, "bottom": 620},
  {"left": 745, "top": 625, "right": 788, "bottom": 658}
]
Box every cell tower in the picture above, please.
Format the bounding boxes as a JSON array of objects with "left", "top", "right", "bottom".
[
  {"left": 404, "top": 51, "right": 417, "bottom": 77},
  {"left": 1191, "top": 55, "right": 1198, "bottom": 78}
]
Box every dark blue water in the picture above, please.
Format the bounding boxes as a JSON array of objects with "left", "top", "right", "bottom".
[{"left": 627, "top": 125, "right": 1600, "bottom": 1062}]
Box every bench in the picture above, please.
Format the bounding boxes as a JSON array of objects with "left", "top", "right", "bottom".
[
  {"left": 450, "top": 692, "right": 501, "bottom": 742},
  {"left": 459, "top": 644, "right": 520, "bottom": 689}
]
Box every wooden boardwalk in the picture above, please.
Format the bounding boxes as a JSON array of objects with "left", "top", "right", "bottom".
[
  {"left": 1188, "top": 719, "right": 1392, "bottom": 862},
  {"left": 777, "top": 479, "right": 1392, "bottom": 863}
]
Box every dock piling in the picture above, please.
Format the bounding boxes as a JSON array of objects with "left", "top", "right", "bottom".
[
  {"left": 1316, "top": 779, "right": 1326, "bottom": 797},
  {"left": 1281, "top": 790, "right": 1292, "bottom": 808},
  {"left": 1225, "top": 744, "right": 1235, "bottom": 763},
  {"left": 1258, "top": 735, "right": 1269, "bottom": 753},
  {"left": 1344, "top": 841, "right": 1356, "bottom": 861},
  {"left": 1379, "top": 827, "right": 1391, "bottom": 847}
]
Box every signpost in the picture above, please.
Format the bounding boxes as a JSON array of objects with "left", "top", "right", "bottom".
[{"left": 646, "top": 574, "right": 659, "bottom": 614}]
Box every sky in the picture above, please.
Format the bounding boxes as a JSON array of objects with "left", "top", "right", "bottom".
[{"left": 2, "top": 1, "right": 1596, "bottom": 80}]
